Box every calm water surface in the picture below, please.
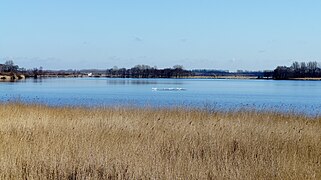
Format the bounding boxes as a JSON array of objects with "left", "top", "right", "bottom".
[{"left": 1, "top": 78, "right": 321, "bottom": 115}]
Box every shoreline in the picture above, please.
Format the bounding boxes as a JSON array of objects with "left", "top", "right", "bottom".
[
  {"left": 0, "top": 74, "right": 25, "bottom": 82},
  {"left": 3, "top": 73, "right": 321, "bottom": 81},
  {"left": 289, "top": 78, "right": 321, "bottom": 81},
  {"left": 0, "top": 74, "right": 266, "bottom": 80}
]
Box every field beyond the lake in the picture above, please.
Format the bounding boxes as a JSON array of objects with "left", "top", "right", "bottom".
[{"left": 0, "top": 104, "right": 320, "bottom": 179}]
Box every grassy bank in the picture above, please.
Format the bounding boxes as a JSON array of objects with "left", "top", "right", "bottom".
[{"left": 0, "top": 104, "right": 320, "bottom": 179}]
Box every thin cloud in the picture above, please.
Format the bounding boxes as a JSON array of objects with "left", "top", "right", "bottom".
[
  {"left": 229, "top": 57, "right": 236, "bottom": 63},
  {"left": 180, "top": 38, "right": 188, "bottom": 43},
  {"left": 134, "top": 36, "right": 143, "bottom": 42}
]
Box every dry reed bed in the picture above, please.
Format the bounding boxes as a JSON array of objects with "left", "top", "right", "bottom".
[{"left": 0, "top": 103, "right": 320, "bottom": 179}]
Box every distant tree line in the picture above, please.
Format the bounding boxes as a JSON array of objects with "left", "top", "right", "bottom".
[
  {"left": 0, "top": 60, "right": 20, "bottom": 73},
  {"left": 191, "top": 69, "right": 230, "bottom": 76},
  {"left": 105, "top": 65, "right": 192, "bottom": 78},
  {"left": 273, "top": 61, "right": 321, "bottom": 79},
  {"left": 0, "top": 60, "right": 44, "bottom": 78},
  {"left": 103, "top": 65, "right": 268, "bottom": 78},
  {"left": 1, "top": 60, "right": 272, "bottom": 79}
]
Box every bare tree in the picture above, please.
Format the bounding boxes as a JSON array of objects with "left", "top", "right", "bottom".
[
  {"left": 307, "top": 61, "right": 318, "bottom": 77},
  {"left": 173, "top": 65, "right": 184, "bottom": 78},
  {"left": 291, "top": 61, "right": 300, "bottom": 77},
  {"left": 4, "top": 60, "right": 19, "bottom": 73}
]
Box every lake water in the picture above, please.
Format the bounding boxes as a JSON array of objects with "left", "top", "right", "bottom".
[{"left": 1, "top": 78, "right": 321, "bottom": 115}]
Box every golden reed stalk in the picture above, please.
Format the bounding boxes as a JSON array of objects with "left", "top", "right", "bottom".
[{"left": 0, "top": 103, "right": 320, "bottom": 179}]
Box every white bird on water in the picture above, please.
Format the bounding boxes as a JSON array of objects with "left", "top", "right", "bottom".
[{"left": 152, "top": 88, "right": 186, "bottom": 91}]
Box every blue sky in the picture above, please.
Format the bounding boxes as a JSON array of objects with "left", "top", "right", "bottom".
[{"left": 1, "top": 0, "right": 321, "bottom": 70}]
